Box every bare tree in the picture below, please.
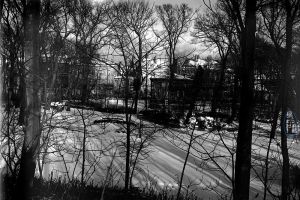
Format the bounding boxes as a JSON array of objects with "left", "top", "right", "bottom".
[
  {"left": 176, "top": 120, "right": 196, "bottom": 200},
  {"left": 259, "top": 1, "right": 300, "bottom": 199},
  {"left": 119, "top": 0, "right": 157, "bottom": 113},
  {"left": 105, "top": 3, "right": 135, "bottom": 190},
  {"left": 105, "top": 1, "right": 160, "bottom": 191},
  {"left": 1, "top": 0, "right": 27, "bottom": 125},
  {"left": 68, "top": 0, "right": 111, "bottom": 104},
  {"left": 280, "top": 1, "right": 300, "bottom": 199},
  {"left": 193, "top": 2, "right": 236, "bottom": 118},
  {"left": 156, "top": 3, "right": 194, "bottom": 81},
  {"left": 106, "top": 0, "right": 163, "bottom": 113}
]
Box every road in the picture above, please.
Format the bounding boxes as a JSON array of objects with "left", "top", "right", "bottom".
[{"left": 40, "top": 109, "right": 300, "bottom": 199}]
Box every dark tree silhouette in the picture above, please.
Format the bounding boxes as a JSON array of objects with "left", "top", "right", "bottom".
[
  {"left": 15, "top": 0, "right": 41, "bottom": 199},
  {"left": 222, "top": 0, "right": 257, "bottom": 199}
]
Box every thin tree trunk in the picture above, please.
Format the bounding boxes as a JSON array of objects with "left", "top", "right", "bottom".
[
  {"left": 134, "top": 36, "right": 143, "bottom": 114},
  {"left": 101, "top": 150, "right": 117, "bottom": 200},
  {"left": 229, "top": 69, "right": 239, "bottom": 123},
  {"left": 234, "top": 0, "right": 256, "bottom": 199},
  {"left": 263, "top": 94, "right": 281, "bottom": 200},
  {"left": 145, "top": 57, "right": 148, "bottom": 111},
  {"left": 81, "top": 110, "right": 87, "bottom": 186},
  {"left": 280, "top": 2, "right": 293, "bottom": 199},
  {"left": 263, "top": 133, "right": 273, "bottom": 200},
  {"left": 270, "top": 95, "right": 280, "bottom": 139},
  {"left": 176, "top": 125, "right": 195, "bottom": 200},
  {"left": 18, "top": 58, "right": 26, "bottom": 125},
  {"left": 125, "top": 71, "right": 131, "bottom": 191},
  {"left": 296, "top": 69, "right": 300, "bottom": 117},
  {"left": 129, "top": 141, "right": 143, "bottom": 189},
  {"left": 0, "top": 0, "right": 4, "bottom": 21},
  {"left": 211, "top": 58, "right": 227, "bottom": 117},
  {"left": 280, "top": 109, "right": 289, "bottom": 200},
  {"left": 15, "top": 0, "right": 41, "bottom": 199},
  {"left": 185, "top": 66, "right": 204, "bottom": 124}
]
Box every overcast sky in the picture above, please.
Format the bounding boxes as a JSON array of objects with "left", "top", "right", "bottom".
[
  {"left": 92, "top": 0, "right": 217, "bottom": 58},
  {"left": 94, "top": 0, "right": 205, "bottom": 9},
  {"left": 150, "top": 0, "right": 202, "bottom": 8}
]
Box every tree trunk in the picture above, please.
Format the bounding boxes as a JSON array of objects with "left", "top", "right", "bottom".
[
  {"left": 145, "top": 58, "right": 148, "bottom": 110},
  {"left": 15, "top": 0, "right": 41, "bottom": 199},
  {"left": 228, "top": 68, "right": 240, "bottom": 123},
  {"left": 18, "top": 70, "right": 26, "bottom": 125},
  {"left": 185, "top": 66, "right": 204, "bottom": 124},
  {"left": 280, "top": 1, "right": 294, "bottom": 199},
  {"left": 81, "top": 82, "right": 88, "bottom": 104},
  {"left": 0, "top": 0, "right": 4, "bottom": 21},
  {"left": 211, "top": 58, "right": 227, "bottom": 117},
  {"left": 263, "top": 131, "right": 274, "bottom": 200},
  {"left": 296, "top": 69, "right": 300, "bottom": 117},
  {"left": 176, "top": 126, "right": 195, "bottom": 200},
  {"left": 124, "top": 71, "right": 131, "bottom": 191},
  {"left": 134, "top": 36, "right": 143, "bottom": 114},
  {"left": 129, "top": 141, "right": 144, "bottom": 189},
  {"left": 280, "top": 109, "right": 289, "bottom": 200},
  {"left": 81, "top": 112, "right": 87, "bottom": 186},
  {"left": 270, "top": 95, "right": 280, "bottom": 139},
  {"left": 234, "top": 0, "right": 256, "bottom": 199}
]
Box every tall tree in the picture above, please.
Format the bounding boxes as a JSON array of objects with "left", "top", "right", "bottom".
[
  {"left": 193, "top": 1, "right": 236, "bottom": 117},
  {"left": 106, "top": 1, "right": 163, "bottom": 190},
  {"left": 279, "top": 1, "right": 299, "bottom": 199},
  {"left": 156, "top": 4, "right": 194, "bottom": 80},
  {"left": 113, "top": 0, "right": 160, "bottom": 113},
  {"left": 15, "top": 0, "right": 41, "bottom": 199},
  {"left": 222, "top": 0, "right": 257, "bottom": 199},
  {"left": 1, "top": 0, "right": 27, "bottom": 124},
  {"left": 69, "top": 0, "right": 110, "bottom": 103},
  {"left": 106, "top": 2, "right": 135, "bottom": 190},
  {"left": 259, "top": 1, "right": 300, "bottom": 198}
]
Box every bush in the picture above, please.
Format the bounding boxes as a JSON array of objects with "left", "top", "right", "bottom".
[
  {"left": 140, "top": 109, "right": 180, "bottom": 127},
  {"left": 2, "top": 175, "right": 198, "bottom": 200}
]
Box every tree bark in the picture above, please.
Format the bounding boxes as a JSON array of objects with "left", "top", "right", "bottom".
[
  {"left": 124, "top": 70, "right": 131, "bottom": 191},
  {"left": 133, "top": 36, "right": 143, "bottom": 114},
  {"left": 279, "top": 1, "right": 294, "bottom": 199},
  {"left": 176, "top": 125, "right": 195, "bottom": 200},
  {"left": 15, "top": 0, "right": 41, "bottom": 199},
  {"left": 270, "top": 95, "right": 280, "bottom": 139},
  {"left": 18, "top": 66, "right": 26, "bottom": 125},
  {"left": 81, "top": 111, "right": 87, "bottom": 186},
  {"left": 234, "top": 0, "right": 256, "bottom": 199}
]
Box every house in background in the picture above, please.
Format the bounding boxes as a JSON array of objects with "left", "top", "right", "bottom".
[
  {"left": 149, "top": 56, "right": 236, "bottom": 114},
  {"left": 92, "top": 65, "right": 117, "bottom": 99},
  {"left": 150, "top": 74, "right": 193, "bottom": 111},
  {"left": 41, "top": 61, "right": 70, "bottom": 102},
  {"left": 149, "top": 56, "right": 207, "bottom": 111}
]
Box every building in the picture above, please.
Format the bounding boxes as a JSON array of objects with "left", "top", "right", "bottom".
[
  {"left": 149, "top": 57, "right": 235, "bottom": 114},
  {"left": 150, "top": 74, "right": 193, "bottom": 111}
]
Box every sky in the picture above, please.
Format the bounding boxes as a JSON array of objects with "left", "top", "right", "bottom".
[
  {"left": 92, "top": 0, "right": 218, "bottom": 58},
  {"left": 150, "top": 0, "right": 203, "bottom": 8},
  {"left": 94, "top": 0, "right": 204, "bottom": 7}
]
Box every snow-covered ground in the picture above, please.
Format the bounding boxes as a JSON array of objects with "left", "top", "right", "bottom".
[{"left": 5, "top": 108, "right": 300, "bottom": 199}]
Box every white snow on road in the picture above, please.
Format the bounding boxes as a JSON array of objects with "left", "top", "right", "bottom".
[{"left": 28, "top": 109, "right": 300, "bottom": 199}]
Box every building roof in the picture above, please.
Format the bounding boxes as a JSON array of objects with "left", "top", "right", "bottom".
[
  {"left": 150, "top": 73, "right": 193, "bottom": 81},
  {"left": 188, "top": 59, "right": 207, "bottom": 66}
]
